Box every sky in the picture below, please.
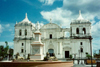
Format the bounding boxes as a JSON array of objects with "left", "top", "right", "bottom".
[{"left": 0, "top": 0, "right": 100, "bottom": 53}]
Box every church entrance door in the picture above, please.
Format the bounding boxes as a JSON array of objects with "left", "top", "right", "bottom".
[
  {"left": 65, "top": 51, "right": 69, "bottom": 58},
  {"left": 48, "top": 49, "right": 54, "bottom": 56}
]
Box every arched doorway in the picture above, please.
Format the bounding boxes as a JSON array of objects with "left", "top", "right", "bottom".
[{"left": 48, "top": 49, "right": 54, "bottom": 56}]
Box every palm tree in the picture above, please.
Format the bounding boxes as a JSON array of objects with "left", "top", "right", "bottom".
[
  {"left": 5, "top": 41, "right": 9, "bottom": 59},
  {"left": 5, "top": 41, "right": 8, "bottom": 47}
]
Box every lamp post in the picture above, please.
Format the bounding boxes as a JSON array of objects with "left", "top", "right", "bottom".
[
  {"left": 78, "top": 50, "right": 80, "bottom": 59},
  {"left": 89, "top": 37, "right": 93, "bottom": 67},
  {"left": 80, "top": 45, "right": 83, "bottom": 64}
]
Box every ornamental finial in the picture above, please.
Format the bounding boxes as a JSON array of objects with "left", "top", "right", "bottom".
[
  {"left": 36, "top": 21, "right": 39, "bottom": 31},
  {"left": 25, "top": 13, "right": 27, "bottom": 18},
  {"left": 79, "top": 10, "right": 81, "bottom": 15},
  {"left": 77, "top": 10, "right": 84, "bottom": 20},
  {"left": 50, "top": 18, "right": 52, "bottom": 23}
]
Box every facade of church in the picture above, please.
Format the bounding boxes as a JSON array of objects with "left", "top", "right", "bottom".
[{"left": 14, "top": 11, "right": 92, "bottom": 60}]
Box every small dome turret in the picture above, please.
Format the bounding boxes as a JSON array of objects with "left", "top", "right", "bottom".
[
  {"left": 15, "top": 13, "right": 35, "bottom": 27},
  {"left": 77, "top": 10, "right": 84, "bottom": 20},
  {"left": 71, "top": 10, "right": 91, "bottom": 24}
]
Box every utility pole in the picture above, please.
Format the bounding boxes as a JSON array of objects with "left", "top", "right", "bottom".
[{"left": 89, "top": 37, "right": 93, "bottom": 67}]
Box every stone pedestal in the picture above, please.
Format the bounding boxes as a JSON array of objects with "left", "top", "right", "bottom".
[
  {"left": 30, "top": 42, "right": 44, "bottom": 60},
  {"left": 30, "top": 29, "right": 44, "bottom": 60}
]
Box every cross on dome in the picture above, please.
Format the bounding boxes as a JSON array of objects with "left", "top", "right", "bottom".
[
  {"left": 77, "top": 10, "right": 84, "bottom": 20},
  {"left": 21, "top": 13, "right": 30, "bottom": 23},
  {"left": 79, "top": 10, "right": 81, "bottom": 15},
  {"left": 50, "top": 18, "right": 52, "bottom": 23}
]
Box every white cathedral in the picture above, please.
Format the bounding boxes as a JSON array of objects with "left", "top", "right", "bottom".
[{"left": 14, "top": 11, "right": 92, "bottom": 60}]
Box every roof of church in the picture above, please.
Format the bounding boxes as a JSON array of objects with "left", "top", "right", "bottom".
[
  {"left": 71, "top": 10, "right": 91, "bottom": 24},
  {"left": 15, "top": 13, "right": 35, "bottom": 27},
  {"left": 40, "top": 19, "right": 61, "bottom": 29}
]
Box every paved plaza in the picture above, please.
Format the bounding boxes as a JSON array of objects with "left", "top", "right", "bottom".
[
  {"left": 0, "top": 60, "right": 97, "bottom": 67},
  {"left": 73, "top": 60, "right": 96, "bottom": 67},
  {"left": 73, "top": 64, "right": 96, "bottom": 67}
]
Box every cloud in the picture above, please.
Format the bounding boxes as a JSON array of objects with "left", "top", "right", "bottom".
[
  {"left": 40, "top": 0, "right": 100, "bottom": 52},
  {"left": 5, "top": 24, "right": 10, "bottom": 27},
  {"left": 40, "top": 0, "right": 100, "bottom": 28},
  {"left": 91, "top": 21, "right": 100, "bottom": 38},
  {"left": 39, "top": 0, "right": 55, "bottom": 5},
  {"left": 0, "top": 42, "right": 14, "bottom": 48},
  {"left": 3, "top": 23, "right": 14, "bottom": 32},
  {"left": 22, "top": 0, "right": 33, "bottom": 6},
  {"left": 41, "top": 8, "right": 72, "bottom": 28},
  {"left": 92, "top": 39, "right": 100, "bottom": 53},
  {"left": 63, "top": 0, "right": 100, "bottom": 19},
  {"left": 9, "top": 29, "right": 12, "bottom": 31},
  {"left": 40, "top": 22, "right": 44, "bottom": 28},
  {"left": 0, "top": 24, "right": 3, "bottom": 33}
]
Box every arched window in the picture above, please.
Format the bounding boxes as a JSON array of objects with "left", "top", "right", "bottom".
[
  {"left": 22, "top": 43, "right": 24, "bottom": 46},
  {"left": 19, "top": 29, "right": 21, "bottom": 36},
  {"left": 21, "top": 49, "right": 24, "bottom": 53},
  {"left": 76, "top": 28, "right": 79, "bottom": 34},
  {"left": 83, "top": 28, "right": 86, "bottom": 34},
  {"left": 80, "top": 42, "right": 82, "bottom": 45},
  {"left": 50, "top": 34, "right": 52, "bottom": 39},
  {"left": 25, "top": 29, "right": 27, "bottom": 35},
  {"left": 80, "top": 48, "right": 83, "bottom": 52}
]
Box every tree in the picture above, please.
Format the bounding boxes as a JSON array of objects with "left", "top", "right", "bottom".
[
  {"left": 0, "top": 45, "right": 5, "bottom": 57},
  {"left": 86, "top": 54, "right": 91, "bottom": 59},
  {"left": 5, "top": 41, "right": 8, "bottom": 47},
  {"left": 9, "top": 48, "right": 13, "bottom": 59}
]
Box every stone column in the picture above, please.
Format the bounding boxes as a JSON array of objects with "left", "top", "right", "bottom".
[
  {"left": 57, "top": 43, "right": 58, "bottom": 55},
  {"left": 43, "top": 43, "right": 45, "bottom": 55}
]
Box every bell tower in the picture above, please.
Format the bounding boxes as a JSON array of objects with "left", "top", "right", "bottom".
[{"left": 70, "top": 10, "right": 91, "bottom": 37}]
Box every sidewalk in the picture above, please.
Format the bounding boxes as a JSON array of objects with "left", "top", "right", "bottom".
[
  {"left": 73, "top": 64, "right": 96, "bottom": 67},
  {"left": 73, "top": 60, "right": 96, "bottom": 67}
]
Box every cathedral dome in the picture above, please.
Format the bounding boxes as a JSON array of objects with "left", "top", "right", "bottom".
[
  {"left": 41, "top": 19, "right": 61, "bottom": 29},
  {"left": 71, "top": 10, "right": 91, "bottom": 24},
  {"left": 15, "top": 13, "right": 35, "bottom": 27}
]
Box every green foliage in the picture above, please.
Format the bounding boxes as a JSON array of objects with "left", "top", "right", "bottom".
[
  {"left": 5, "top": 41, "right": 8, "bottom": 47},
  {"left": 69, "top": 55, "right": 72, "bottom": 59},
  {"left": 0, "top": 45, "right": 5, "bottom": 57},
  {"left": 0, "top": 41, "right": 13, "bottom": 59},
  {"left": 27, "top": 54, "right": 30, "bottom": 60},
  {"left": 86, "top": 54, "right": 91, "bottom": 59},
  {"left": 85, "top": 52, "right": 91, "bottom": 59}
]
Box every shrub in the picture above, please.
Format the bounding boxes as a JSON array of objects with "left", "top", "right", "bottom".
[
  {"left": 86, "top": 54, "right": 91, "bottom": 59},
  {"left": 27, "top": 54, "right": 30, "bottom": 60},
  {"left": 69, "top": 55, "right": 72, "bottom": 59}
]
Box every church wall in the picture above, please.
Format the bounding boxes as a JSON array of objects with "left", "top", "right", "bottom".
[
  {"left": 14, "top": 40, "right": 32, "bottom": 58},
  {"left": 15, "top": 26, "right": 34, "bottom": 38},
  {"left": 70, "top": 39, "right": 90, "bottom": 58}
]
